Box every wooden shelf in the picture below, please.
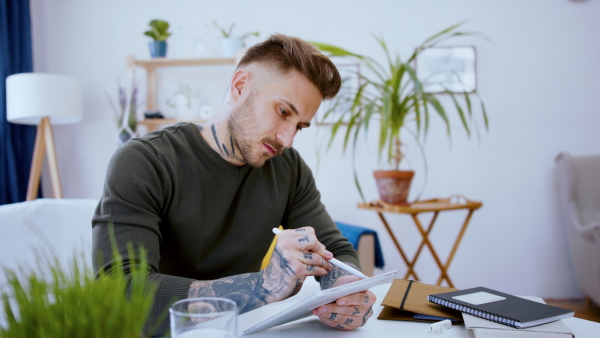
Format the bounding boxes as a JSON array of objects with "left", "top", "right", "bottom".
[
  {"left": 127, "top": 54, "right": 237, "bottom": 115},
  {"left": 127, "top": 55, "right": 237, "bottom": 69}
]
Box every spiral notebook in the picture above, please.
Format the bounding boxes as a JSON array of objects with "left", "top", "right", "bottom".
[{"left": 427, "top": 287, "right": 574, "bottom": 329}]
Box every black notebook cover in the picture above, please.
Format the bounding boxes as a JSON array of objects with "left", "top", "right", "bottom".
[{"left": 427, "top": 287, "right": 574, "bottom": 329}]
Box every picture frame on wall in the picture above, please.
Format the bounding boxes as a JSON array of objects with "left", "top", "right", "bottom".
[
  {"left": 315, "top": 63, "right": 360, "bottom": 125},
  {"left": 416, "top": 46, "right": 477, "bottom": 94}
]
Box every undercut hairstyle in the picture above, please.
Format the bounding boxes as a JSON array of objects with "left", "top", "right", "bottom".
[{"left": 237, "top": 33, "right": 341, "bottom": 100}]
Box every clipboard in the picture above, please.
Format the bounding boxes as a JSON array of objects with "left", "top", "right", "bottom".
[{"left": 244, "top": 270, "right": 400, "bottom": 334}]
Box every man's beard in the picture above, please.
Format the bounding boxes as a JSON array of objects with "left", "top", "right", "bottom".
[{"left": 228, "top": 91, "right": 284, "bottom": 168}]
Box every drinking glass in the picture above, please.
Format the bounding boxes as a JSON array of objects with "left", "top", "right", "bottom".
[{"left": 170, "top": 297, "right": 238, "bottom": 338}]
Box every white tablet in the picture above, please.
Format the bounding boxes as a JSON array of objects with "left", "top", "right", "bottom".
[{"left": 244, "top": 270, "right": 399, "bottom": 334}]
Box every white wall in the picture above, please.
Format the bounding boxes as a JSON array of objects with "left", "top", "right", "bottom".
[{"left": 29, "top": 0, "right": 600, "bottom": 299}]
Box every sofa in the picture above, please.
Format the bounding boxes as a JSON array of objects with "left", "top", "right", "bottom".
[
  {"left": 555, "top": 152, "right": 600, "bottom": 306},
  {"left": 0, "top": 198, "right": 98, "bottom": 288}
]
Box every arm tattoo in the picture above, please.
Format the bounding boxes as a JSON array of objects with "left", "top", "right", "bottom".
[
  {"left": 319, "top": 264, "right": 359, "bottom": 290},
  {"left": 189, "top": 272, "right": 269, "bottom": 314},
  {"left": 229, "top": 136, "right": 235, "bottom": 156},
  {"left": 188, "top": 247, "right": 297, "bottom": 314}
]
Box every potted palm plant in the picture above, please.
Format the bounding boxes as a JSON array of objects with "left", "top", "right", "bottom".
[
  {"left": 312, "top": 23, "right": 488, "bottom": 205},
  {"left": 144, "top": 19, "right": 172, "bottom": 58}
]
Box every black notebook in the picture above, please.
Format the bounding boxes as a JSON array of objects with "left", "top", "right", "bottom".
[{"left": 427, "top": 287, "right": 574, "bottom": 329}]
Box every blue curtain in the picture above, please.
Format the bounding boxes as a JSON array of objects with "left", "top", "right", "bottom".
[{"left": 0, "top": 0, "right": 36, "bottom": 204}]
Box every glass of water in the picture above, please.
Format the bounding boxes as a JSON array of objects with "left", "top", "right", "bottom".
[{"left": 170, "top": 297, "right": 238, "bottom": 338}]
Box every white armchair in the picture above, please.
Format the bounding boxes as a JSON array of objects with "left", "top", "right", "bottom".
[{"left": 555, "top": 152, "right": 600, "bottom": 306}]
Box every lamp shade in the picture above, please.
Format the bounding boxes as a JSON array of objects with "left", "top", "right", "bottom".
[{"left": 6, "top": 73, "right": 83, "bottom": 125}]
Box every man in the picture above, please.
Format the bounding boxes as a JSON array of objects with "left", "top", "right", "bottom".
[{"left": 92, "top": 33, "right": 376, "bottom": 336}]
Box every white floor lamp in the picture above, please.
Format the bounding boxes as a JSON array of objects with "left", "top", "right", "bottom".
[{"left": 6, "top": 73, "right": 83, "bottom": 201}]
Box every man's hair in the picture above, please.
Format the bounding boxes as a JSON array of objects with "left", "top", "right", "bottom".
[{"left": 237, "top": 33, "right": 341, "bottom": 100}]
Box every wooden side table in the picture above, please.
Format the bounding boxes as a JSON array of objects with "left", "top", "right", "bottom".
[{"left": 358, "top": 195, "right": 482, "bottom": 287}]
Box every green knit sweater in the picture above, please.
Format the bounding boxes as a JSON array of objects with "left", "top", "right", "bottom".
[{"left": 92, "top": 122, "right": 359, "bottom": 335}]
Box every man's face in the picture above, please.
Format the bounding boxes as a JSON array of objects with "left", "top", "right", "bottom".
[{"left": 228, "top": 69, "right": 323, "bottom": 168}]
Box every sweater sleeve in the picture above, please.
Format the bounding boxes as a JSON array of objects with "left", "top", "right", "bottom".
[
  {"left": 91, "top": 139, "right": 190, "bottom": 336},
  {"left": 282, "top": 150, "right": 362, "bottom": 271}
]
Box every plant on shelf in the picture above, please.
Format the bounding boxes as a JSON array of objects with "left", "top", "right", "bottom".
[
  {"left": 106, "top": 74, "right": 141, "bottom": 146},
  {"left": 144, "top": 19, "right": 172, "bottom": 58},
  {"left": 0, "top": 243, "right": 157, "bottom": 337},
  {"left": 165, "top": 83, "right": 202, "bottom": 119},
  {"left": 312, "top": 22, "right": 488, "bottom": 205},
  {"left": 213, "top": 22, "right": 259, "bottom": 57}
]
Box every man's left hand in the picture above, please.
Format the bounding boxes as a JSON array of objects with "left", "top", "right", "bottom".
[{"left": 311, "top": 275, "right": 376, "bottom": 331}]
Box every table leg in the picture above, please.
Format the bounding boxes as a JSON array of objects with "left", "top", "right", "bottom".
[
  {"left": 435, "top": 209, "right": 476, "bottom": 286},
  {"left": 376, "top": 212, "right": 420, "bottom": 281},
  {"left": 411, "top": 214, "right": 454, "bottom": 287},
  {"left": 407, "top": 212, "right": 440, "bottom": 279}
]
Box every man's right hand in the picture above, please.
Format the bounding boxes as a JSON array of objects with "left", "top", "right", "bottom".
[{"left": 260, "top": 227, "right": 333, "bottom": 303}]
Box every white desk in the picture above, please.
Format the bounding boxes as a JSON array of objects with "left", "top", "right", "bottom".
[{"left": 239, "top": 277, "right": 600, "bottom": 337}]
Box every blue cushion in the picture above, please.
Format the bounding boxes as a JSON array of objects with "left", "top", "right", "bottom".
[{"left": 335, "top": 221, "right": 385, "bottom": 268}]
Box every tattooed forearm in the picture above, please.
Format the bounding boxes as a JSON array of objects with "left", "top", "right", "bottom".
[
  {"left": 319, "top": 263, "right": 361, "bottom": 290},
  {"left": 189, "top": 272, "right": 269, "bottom": 314}
]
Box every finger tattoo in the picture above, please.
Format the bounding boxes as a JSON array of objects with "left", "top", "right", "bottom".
[
  {"left": 362, "top": 308, "right": 373, "bottom": 326},
  {"left": 336, "top": 325, "right": 345, "bottom": 330},
  {"left": 329, "top": 313, "right": 337, "bottom": 320},
  {"left": 364, "top": 295, "right": 369, "bottom": 303},
  {"left": 303, "top": 252, "right": 313, "bottom": 259},
  {"left": 298, "top": 235, "right": 309, "bottom": 242},
  {"left": 307, "top": 265, "right": 315, "bottom": 272},
  {"left": 344, "top": 318, "right": 353, "bottom": 324},
  {"left": 352, "top": 307, "right": 360, "bottom": 315}
]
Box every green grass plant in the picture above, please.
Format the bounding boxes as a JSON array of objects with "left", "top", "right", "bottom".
[{"left": 0, "top": 241, "right": 156, "bottom": 337}]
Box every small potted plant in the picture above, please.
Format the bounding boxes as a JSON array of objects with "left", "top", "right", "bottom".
[
  {"left": 213, "top": 22, "right": 259, "bottom": 57},
  {"left": 144, "top": 19, "right": 172, "bottom": 58},
  {"left": 312, "top": 23, "right": 488, "bottom": 205}
]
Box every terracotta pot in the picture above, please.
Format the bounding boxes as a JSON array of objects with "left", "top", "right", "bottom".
[{"left": 373, "top": 170, "right": 415, "bottom": 205}]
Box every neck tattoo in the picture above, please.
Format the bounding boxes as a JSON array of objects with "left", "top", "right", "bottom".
[
  {"left": 211, "top": 124, "right": 223, "bottom": 154},
  {"left": 210, "top": 123, "right": 241, "bottom": 162}
]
